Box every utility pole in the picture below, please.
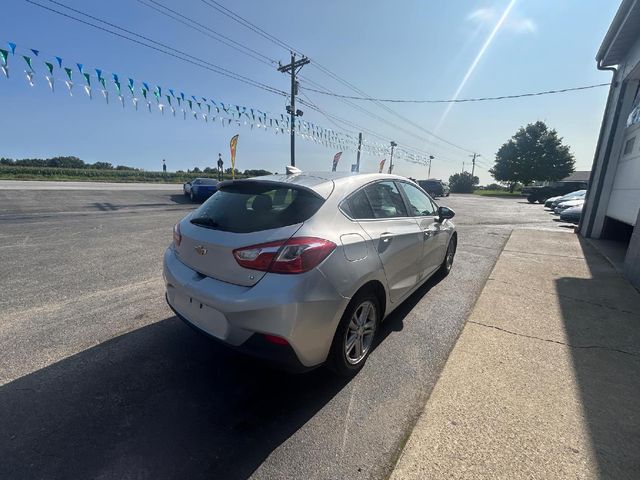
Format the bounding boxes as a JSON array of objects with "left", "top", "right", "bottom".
[
  {"left": 355, "top": 132, "right": 362, "bottom": 172},
  {"left": 462, "top": 161, "right": 465, "bottom": 173},
  {"left": 469, "top": 153, "right": 481, "bottom": 177},
  {"left": 388, "top": 141, "right": 397, "bottom": 174},
  {"left": 278, "top": 53, "right": 310, "bottom": 167},
  {"left": 427, "top": 155, "right": 434, "bottom": 178}
]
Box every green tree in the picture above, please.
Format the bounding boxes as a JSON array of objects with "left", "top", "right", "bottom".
[
  {"left": 244, "top": 169, "right": 272, "bottom": 177},
  {"left": 490, "top": 121, "right": 575, "bottom": 192},
  {"left": 449, "top": 172, "right": 479, "bottom": 193},
  {"left": 92, "top": 162, "right": 113, "bottom": 170}
]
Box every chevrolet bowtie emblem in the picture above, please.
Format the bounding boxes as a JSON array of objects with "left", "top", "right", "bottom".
[{"left": 194, "top": 245, "right": 208, "bottom": 256}]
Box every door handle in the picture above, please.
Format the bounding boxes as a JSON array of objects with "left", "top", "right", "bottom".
[{"left": 380, "top": 233, "right": 394, "bottom": 243}]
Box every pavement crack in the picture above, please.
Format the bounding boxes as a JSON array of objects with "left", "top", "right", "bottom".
[
  {"left": 486, "top": 278, "right": 640, "bottom": 318},
  {"left": 467, "top": 320, "right": 639, "bottom": 357},
  {"left": 503, "top": 249, "right": 585, "bottom": 259}
]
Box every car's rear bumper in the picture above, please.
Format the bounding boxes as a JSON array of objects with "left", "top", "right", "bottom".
[{"left": 163, "top": 246, "right": 349, "bottom": 368}]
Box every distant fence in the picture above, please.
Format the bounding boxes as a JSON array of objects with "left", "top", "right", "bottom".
[{"left": 0, "top": 166, "right": 243, "bottom": 183}]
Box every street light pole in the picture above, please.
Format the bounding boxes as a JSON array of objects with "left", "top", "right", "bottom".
[
  {"left": 388, "top": 141, "right": 397, "bottom": 174},
  {"left": 428, "top": 155, "right": 434, "bottom": 178}
]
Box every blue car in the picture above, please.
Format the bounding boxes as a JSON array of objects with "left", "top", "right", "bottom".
[{"left": 184, "top": 178, "right": 219, "bottom": 202}]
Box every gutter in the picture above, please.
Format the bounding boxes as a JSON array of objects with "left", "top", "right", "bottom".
[{"left": 581, "top": 61, "right": 622, "bottom": 237}]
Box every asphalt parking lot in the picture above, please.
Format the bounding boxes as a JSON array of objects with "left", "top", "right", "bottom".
[{"left": 0, "top": 186, "right": 565, "bottom": 479}]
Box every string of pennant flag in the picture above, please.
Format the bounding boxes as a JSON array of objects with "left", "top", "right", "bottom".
[{"left": 0, "top": 41, "right": 434, "bottom": 166}]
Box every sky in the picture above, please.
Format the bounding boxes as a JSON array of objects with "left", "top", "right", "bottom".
[{"left": 0, "top": 0, "right": 622, "bottom": 184}]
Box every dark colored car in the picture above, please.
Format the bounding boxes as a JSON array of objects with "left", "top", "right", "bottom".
[
  {"left": 521, "top": 181, "right": 588, "bottom": 204},
  {"left": 559, "top": 204, "right": 583, "bottom": 224},
  {"left": 418, "top": 179, "right": 447, "bottom": 198},
  {"left": 185, "top": 178, "right": 219, "bottom": 202}
]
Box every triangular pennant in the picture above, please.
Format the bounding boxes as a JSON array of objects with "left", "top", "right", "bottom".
[
  {"left": 25, "top": 70, "right": 35, "bottom": 87},
  {"left": 64, "top": 67, "right": 72, "bottom": 81},
  {"left": 22, "top": 56, "right": 34, "bottom": 72},
  {"left": 84, "top": 84, "right": 92, "bottom": 99},
  {"left": 46, "top": 75, "right": 54, "bottom": 92},
  {"left": 1, "top": 65, "right": 8, "bottom": 78},
  {"left": 65, "top": 80, "right": 74, "bottom": 96},
  {"left": 0, "top": 49, "right": 8, "bottom": 66},
  {"left": 132, "top": 97, "right": 139, "bottom": 110},
  {"left": 83, "top": 72, "right": 91, "bottom": 86},
  {"left": 45, "top": 61, "right": 54, "bottom": 76},
  {"left": 101, "top": 89, "right": 109, "bottom": 104},
  {"left": 55, "top": 56, "right": 63, "bottom": 68},
  {"left": 8, "top": 42, "right": 16, "bottom": 55},
  {"left": 76, "top": 63, "right": 84, "bottom": 74},
  {"left": 30, "top": 48, "right": 39, "bottom": 57}
]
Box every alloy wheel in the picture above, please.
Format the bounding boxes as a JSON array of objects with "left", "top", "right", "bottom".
[{"left": 344, "top": 300, "right": 377, "bottom": 365}]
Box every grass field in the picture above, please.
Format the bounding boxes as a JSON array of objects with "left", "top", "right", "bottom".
[
  {"left": 0, "top": 165, "right": 243, "bottom": 183},
  {"left": 473, "top": 189, "right": 524, "bottom": 197}
]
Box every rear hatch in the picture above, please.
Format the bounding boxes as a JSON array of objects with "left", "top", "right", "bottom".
[{"left": 175, "top": 180, "right": 327, "bottom": 287}]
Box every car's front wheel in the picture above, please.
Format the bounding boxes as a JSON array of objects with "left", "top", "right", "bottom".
[
  {"left": 439, "top": 235, "right": 457, "bottom": 276},
  {"left": 328, "top": 291, "right": 380, "bottom": 376},
  {"left": 190, "top": 190, "right": 197, "bottom": 202},
  {"left": 527, "top": 196, "right": 537, "bottom": 203}
]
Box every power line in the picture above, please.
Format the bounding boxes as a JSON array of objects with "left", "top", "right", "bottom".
[
  {"left": 199, "top": 0, "right": 297, "bottom": 53},
  {"left": 136, "top": 0, "right": 277, "bottom": 67},
  {"left": 25, "top": 0, "right": 287, "bottom": 96},
  {"left": 299, "top": 76, "right": 466, "bottom": 163},
  {"left": 301, "top": 83, "right": 612, "bottom": 103},
  {"left": 195, "top": 0, "right": 477, "bottom": 155}
]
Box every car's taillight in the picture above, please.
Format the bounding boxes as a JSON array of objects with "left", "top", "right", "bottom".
[
  {"left": 173, "top": 222, "right": 182, "bottom": 247},
  {"left": 232, "top": 237, "right": 336, "bottom": 274}
]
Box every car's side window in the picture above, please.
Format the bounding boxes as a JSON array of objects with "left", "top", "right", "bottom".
[
  {"left": 346, "top": 189, "right": 374, "bottom": 219},
  {"left": 399, "top": 182, "right": 437, "bottom": 216},
  {"left": 363, "top": 181, "right": 408, "bottom": 218}
]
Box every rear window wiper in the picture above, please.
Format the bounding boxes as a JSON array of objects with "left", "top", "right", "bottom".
[{"left": 190, "top": 217, "right": 220, "bottom": 229}]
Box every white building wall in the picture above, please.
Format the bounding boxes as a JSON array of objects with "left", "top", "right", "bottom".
[{"left": 607, "top": 107, "right": 640, "bottom": 226}]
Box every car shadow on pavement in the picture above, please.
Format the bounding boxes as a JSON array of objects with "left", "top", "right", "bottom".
[
  {"left": 169, "top": 194, "right": 196, "bottom": 205},
  {"left": 555, "top": 238, "right": 640, "bottom": 478},
  {"left": 0, "top": 317, "right": 350, "bottom": 480},
  {"left": 0, "top": 273, "right": 444, "bottom": 480}
]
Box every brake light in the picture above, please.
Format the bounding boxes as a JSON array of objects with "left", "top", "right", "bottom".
[
  {"left": 264, "top": 334, "right": 289, "bottom": 346},
  {"left": 173, "top": 222, "right": 182, "bottom": 247},
  {"left": 233, "top": 237, "right": 336, "bottom": 274}
]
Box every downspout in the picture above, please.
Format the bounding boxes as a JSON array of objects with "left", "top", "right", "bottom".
[{"left": 581, "top": 60, "right": 622, "bottom": 237}]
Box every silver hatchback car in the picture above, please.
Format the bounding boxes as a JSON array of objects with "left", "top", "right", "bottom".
[{"left": 164, "top": 171, "right": 457, "bottom": 375}]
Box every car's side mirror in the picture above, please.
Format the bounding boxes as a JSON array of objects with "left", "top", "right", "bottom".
[{"left": 438, "top": 206, "right": 455, "bottom": 222}]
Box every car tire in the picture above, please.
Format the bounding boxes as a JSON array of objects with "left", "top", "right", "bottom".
[
  {"left": 328, "top": 291, "right": 380, "bottom": 377},
  {"left": 527, "top": 196, "right": 537, "bottom": 203},
  {"left": 438, "top": 235, "right": 457, "bottom": 277},
  {"left": 190, "top": 191, "right": 197, "bottom": 202}
]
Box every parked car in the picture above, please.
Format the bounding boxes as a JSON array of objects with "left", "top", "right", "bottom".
[
  {"left": 522, "top": 181, "right": 588, "bottom": 204},
  {"left": 418, "top": 179, "right": 447, "bottom": 198},
  {"left": 559, "top": 204, "right": 583, "bottom": 224},
  {"left": 550, "top": 190, "right": 586, "bottom": 208},
  {"left": 164, "top": 171, "right": 457, "bottom": 375},
  {"left": 554, "top": 198, "right": 584, "bottom": 215},
  {"left": 184, "top": 178, "right": 219, "bottom": 202},
  {"left": 544, "top": 196, "right": 563, "bottom": 208},
  {"left": 441, "top": 182, "right": 451, "bottom": 197}
]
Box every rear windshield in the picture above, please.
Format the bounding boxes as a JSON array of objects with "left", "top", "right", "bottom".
[
  {"left": 190, "top": 182, "right": 325, "bottom": 233},
  {"left": 419, "top": 180, "right": 439, "bottom": 188}
]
